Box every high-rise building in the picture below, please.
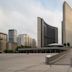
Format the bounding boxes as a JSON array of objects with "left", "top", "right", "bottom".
[
  {"left": 62, "top": 1, "right": 72, "bottom": 46},
  {"left": 8, "top": 29, "right": 17, "bottom": 43},
  {"left": 37, "top": 17, "right": 58, "bottom": 48},
  {"left": 0, "top": 32, "right": 7, "bottom": 52},
  {"left": 17, "top": 34, "right": 33, "bottom": 47},
  {"left": 8, "top": 29, "right": 17, "bottom": 51}
]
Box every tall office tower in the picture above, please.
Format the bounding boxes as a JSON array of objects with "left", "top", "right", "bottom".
[
  {"left": 37, "top": 17, "right": 58, "bottom": 48},
  {"left": 0, "top": 33, "right": 7, "bottom": 52},
  {"left": 17, "top": 34, "right": 33, "bottom": 47},
  {"left": 62, "top": 1, "right": 72, "bottom": 46},
  {"left": 8, "top": 29, "right": 17, "bottom": 43}
]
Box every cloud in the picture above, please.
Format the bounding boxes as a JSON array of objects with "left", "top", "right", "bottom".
[{"left": 0, "top": 0, "right": 63, "bottom": 44}]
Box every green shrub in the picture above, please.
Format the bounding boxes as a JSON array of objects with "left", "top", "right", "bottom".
[{"left": 4, "top": 49, "right": 14, "bottom": 53}]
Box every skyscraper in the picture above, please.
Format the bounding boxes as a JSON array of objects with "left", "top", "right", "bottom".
[
  {"left": 62, "top": 1, "right": 72, "bottom": 46},
  {"left": 37, "top": 17, "right": 58, "bottom": 48},
  {"left": 8, "top": 29, "right": 17, "bottom": 43},
  {"left": 8, "top": 29, "right": 17, "bottom": 51}
]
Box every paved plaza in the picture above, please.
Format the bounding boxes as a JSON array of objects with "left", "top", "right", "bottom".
[{"left": 0, "top": 51, "right": 72, "bottom": 72}]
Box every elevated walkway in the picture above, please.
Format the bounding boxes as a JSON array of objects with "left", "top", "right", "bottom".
[{"left": 45, "top": 48, "right": 72, "bottom": 65}]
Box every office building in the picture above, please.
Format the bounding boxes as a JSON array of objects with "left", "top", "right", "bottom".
[
  {"left": 17, "top": 34, "right": 33, "bottom": 47},
  {"left": 8, "top": 29, "right": 17, "bottom": 43},
  {"left": 8, "top": 29, "right": 17, "bottom": 51},
  {"left": 62, "top": 1, "right": 72, "bottom": 46},
  {"left": 0, "top": 32, "right": 7, "bottom": 52},
  {"left": 37, "top": 17, "right": 58, "bottom": 48}
]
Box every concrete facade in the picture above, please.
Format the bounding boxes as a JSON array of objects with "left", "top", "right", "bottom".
[
  {"left": 17, "top": 34, "right": 34, "bottom": 47},
  {"left": 37, "top": 17, "right": 58, "bottom": 48},
  {"left": 7, "top": 42, "right": 17, "bottom": 52},
  {"left": 0, "top": 33, "right": 7, "bottom": 52},
  {"left": 62, "top": 1, "right": 72, "bottom": 46}
]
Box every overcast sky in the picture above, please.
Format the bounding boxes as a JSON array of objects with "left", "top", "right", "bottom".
[{"left": 0, "top": 0, "right": 72, "bottom": 44}]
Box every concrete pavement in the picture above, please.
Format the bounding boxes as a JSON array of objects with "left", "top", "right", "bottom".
[{"left": 0, "top": 52, "right": 72, "bottom": 72}]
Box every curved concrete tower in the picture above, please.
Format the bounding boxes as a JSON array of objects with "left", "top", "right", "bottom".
[{"left": 37, "top": 17, "right": 58, "bottom": 48}]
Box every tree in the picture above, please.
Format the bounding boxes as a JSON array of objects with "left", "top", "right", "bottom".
[
  {"left": 64, "top": 43, "right": 66, "bottom": 47},
  {"left": 67, "top": 43, "right": 70, "bottom": 47},
  {"left": 4, "top": 49, "right": 14, "bottom": 53}
]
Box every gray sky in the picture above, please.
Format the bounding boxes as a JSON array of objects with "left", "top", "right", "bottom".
[{"left": 0, "top": 0, "right": 72, "bottom": 44}]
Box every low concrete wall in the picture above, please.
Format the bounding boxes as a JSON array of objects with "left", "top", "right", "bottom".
[{"left": 45, "top": 50, "right": 69, "bottom": 64}]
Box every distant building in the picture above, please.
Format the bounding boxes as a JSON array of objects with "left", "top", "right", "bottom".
[
  {"left": 17, "top": 35, "right": 22, "bottom": 46},
  {"left": 17, "top": 34, "right": 33, "bottom": 47},
  {"left": 8, "top": 29, "right": 17, "bottom": 50},
  {"left": 8, "top": 29, "right": 17, "bottom": 43},
  {"left": 0, "top": 32, "right": 7, "bottom": 52},
  {"left": 31, "top": 39, "right": 36, "bottom": 48},
  {"left": 7, "top": 42, "right": 17, "bottom": 52},
  {"left": 37, "top": 17, "right": 58, "bottom": 48},
  {"left": 62, "top": 1, "right": 72, "bottom": 46}
]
